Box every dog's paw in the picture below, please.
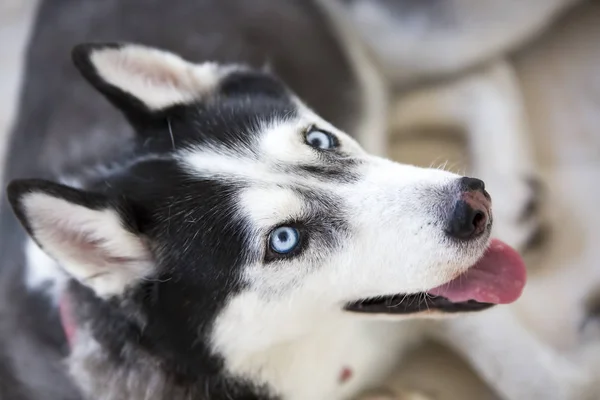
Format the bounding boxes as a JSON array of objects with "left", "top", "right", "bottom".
[{"left": 488, "top": 175, "right": 549, "bottom": 252}]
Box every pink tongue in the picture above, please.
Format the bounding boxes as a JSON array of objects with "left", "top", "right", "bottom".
[{"left": 428, "top": 239, "right": 527, "bottom": 304}]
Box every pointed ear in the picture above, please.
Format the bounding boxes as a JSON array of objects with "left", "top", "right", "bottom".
[
  {"left": 71, "top": 42, "right": 225, "bottom": 119},
  {"left": 7, "top": 179, "right": 153, "bottom": 297}
]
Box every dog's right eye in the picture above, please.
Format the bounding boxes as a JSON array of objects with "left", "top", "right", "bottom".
[
  {"left": 268, "top": 226, "right": 300, "bottom": 255},
  {"left": 305, "top": 127, "right": 337, "bottom": 150}
]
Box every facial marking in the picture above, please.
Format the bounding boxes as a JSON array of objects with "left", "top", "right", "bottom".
[
  {"left": 180, "top": 148, "right": 279, "bottom": 184},
  {"left": 259, "top": 118, "right": 319, "bottom": 164},
  {"left": 180, "top": 115, "right": 363, "bottom": 187},
  {"left": 239, "top": 187, "right": 305, "bottom": 230}
]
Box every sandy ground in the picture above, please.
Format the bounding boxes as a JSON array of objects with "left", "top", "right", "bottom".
[{"left": 1, "top": 1, "right": 600, "bottom": 399}]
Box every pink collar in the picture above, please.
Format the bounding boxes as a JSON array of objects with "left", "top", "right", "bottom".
[{"left": 59, "top": 293, "right": 76, "bottom": 348}]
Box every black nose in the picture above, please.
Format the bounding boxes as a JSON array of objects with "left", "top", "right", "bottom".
[
  {"left": 446, "top": 177, "right": 491, "bottom": 240},
  {"left": 459, "top": 177, "right": 485, "bottom": 192}
]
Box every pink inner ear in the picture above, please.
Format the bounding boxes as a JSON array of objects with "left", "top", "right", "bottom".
[
  {"left": 56, "top": 227, "right": 144, "bottom": 271},
  {"left": 126, "top": 58, "right": 184, "bottom": 89},
  {"left": 106, "top": 48, "right": 197, "bottom": 94}
]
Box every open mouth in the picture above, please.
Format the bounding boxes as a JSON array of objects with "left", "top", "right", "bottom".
[
  {"left": 344, "top": 239, "right": 527, "bottom": 315},
  {"left": 344, "top": 294, "right": 494, "bottom": 314}
]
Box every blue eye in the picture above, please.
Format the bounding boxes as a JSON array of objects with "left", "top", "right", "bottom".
[
  {"left": 269, "top": 226, "right": 300, "bottom": 254},
  {"left": 306, "top": 128, "right": 336, "bottom": 150}
]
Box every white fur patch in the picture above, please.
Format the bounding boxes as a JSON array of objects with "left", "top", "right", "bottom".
[
  {"left": 90, "top": 45, "right": 222, "bottom": 110},
  {"left": 238, "top": 187, "right": 305, "bottom": 229},
  {"left": 211, "top": 291, "right": 421, "bottom": 400},
  {"left": 180, "top": 148, "right": 278, "bottom": 183},
  {"left": 259, "top": 118, "right": 320, "bottom": 165}
]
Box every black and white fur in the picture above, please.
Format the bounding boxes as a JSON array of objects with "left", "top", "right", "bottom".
[
  {"left": 3, "top": 40, "right": 476, "bottom": 399},
  {"left": 1, "top": 1, "right": 599, "bottom": 400},
  {"left": 0, "top": 3, "right": 382, "bottom": 399}
]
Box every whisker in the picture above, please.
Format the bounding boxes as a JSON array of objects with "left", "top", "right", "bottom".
[{"left": 168, "top": 117, "right": 176, "bottom": 150}]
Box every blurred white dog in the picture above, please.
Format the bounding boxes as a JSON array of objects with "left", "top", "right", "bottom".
[
  {"left": 337, "top": 0, "right": 580, "bottom": 252},
  {"left": 333, "top": 1, "right": 600, "bottom": 399}
]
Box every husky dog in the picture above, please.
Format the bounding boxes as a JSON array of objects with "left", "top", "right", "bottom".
[
  {"left": 0, "top": 40, "right": 551, "bottom": 399},
  {"left": 1, "top": 1, "right": 599, "bottom": 400}
]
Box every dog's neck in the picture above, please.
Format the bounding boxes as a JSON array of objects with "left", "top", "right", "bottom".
[
  {"left": 59, "top": 289, "right": 414, "bottom": 400},
  {"left": 61, "top": 299, "right": 276, "bottom": 400},
  {"left": 206, "top": 291, "right": 415, "bottom": 400}
]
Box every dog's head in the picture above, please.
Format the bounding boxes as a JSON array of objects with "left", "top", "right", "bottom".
[{"left": 6, "top": 43, "right": 525, "bottom": 397}]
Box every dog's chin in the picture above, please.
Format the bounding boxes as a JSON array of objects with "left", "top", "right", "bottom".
[{"left": 343, "top": 293, "right": 495, "bottom": 316}]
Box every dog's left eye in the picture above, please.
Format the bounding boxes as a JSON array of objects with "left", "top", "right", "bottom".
[
  {"left": 306, "top": 128, "right": 336, "bottom": 150},
  {"left": 268, "top": 226, "right": 300, "bottom": 255}
]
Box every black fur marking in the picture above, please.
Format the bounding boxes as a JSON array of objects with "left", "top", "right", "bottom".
[
  {"left": 66, "top": 159, "right": 278, "bottom": 397},
  {"left": 287, "top": 137, "right": 362, "bottom": 183},
  {"left": 219, "top": 71, "right": 290, "bottom": 100},
  {"left": 296, "top": 163, "right": 359, "bottom": 182},
  {"left": 112, "top": 98, "right": 296, "bottom": 160}
]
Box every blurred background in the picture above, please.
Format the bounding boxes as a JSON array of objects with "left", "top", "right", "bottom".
[
  {"left": 1, "top": 0, "right": 600, "bottom": 399},
  {"left": 368, "top": 0, "right": 600, "bottom": 397}
]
